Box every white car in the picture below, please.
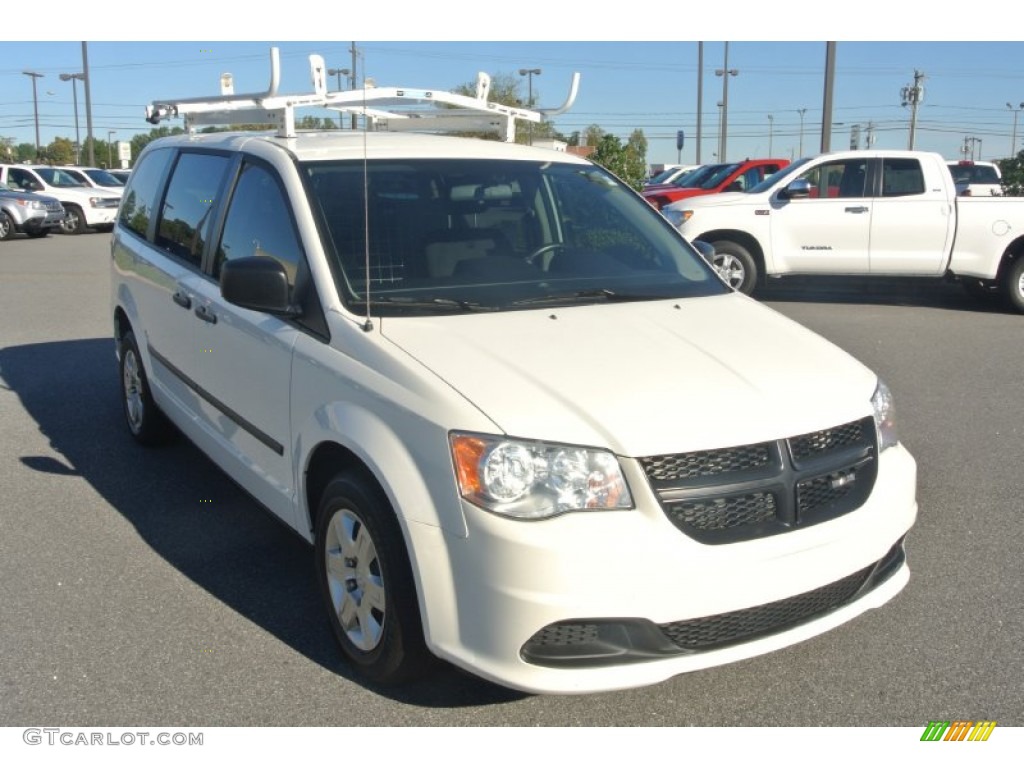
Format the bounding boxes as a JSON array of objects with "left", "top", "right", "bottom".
[
  {"left": 111, "top": 59, "right": 917, "bottom": 695},
  {"left": 0, "top": 164, "right": 121, "bottom": 234},
  {"left": 57, "top": 165, "right": 127, "bottom": 193}
]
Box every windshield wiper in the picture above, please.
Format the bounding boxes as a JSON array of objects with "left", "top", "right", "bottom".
[
  {"left": 511, "top": 289, "right": 665, "bottom": 307},
  {"left": 353, "top": 296, "right": 493, "bottom": 313}
]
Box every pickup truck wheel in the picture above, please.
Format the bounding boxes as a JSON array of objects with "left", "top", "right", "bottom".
[
  {"left": 315, "top": 473, "right": 432, "bottom": 685},
  {"left": 59, "top": 204, "right": 87, "bottom": 235},
  {"left": 0, "top": 211, "right": 14, "bottom": 240},
  {"left": 710, "top": 240, "right": 757, "bottom": 294},
  {"left": 1004, "top": 257, "right": 1024, "bottom": 313},
  {"left": 118, "top": 330, "right": 174, "bottom": 445}
]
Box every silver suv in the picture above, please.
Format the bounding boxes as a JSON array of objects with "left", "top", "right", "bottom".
[{"left": 0, "top": 182, "right": 65, "bottom": 239}]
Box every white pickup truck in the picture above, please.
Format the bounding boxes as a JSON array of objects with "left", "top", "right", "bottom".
[{"left": 665, "top": 150, "right": 1024, "bottom": 312}]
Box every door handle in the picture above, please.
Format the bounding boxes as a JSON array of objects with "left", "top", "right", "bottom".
[
  {"left": 194, "top": 305, "right": 217, "bottom": 325},
  {"left": 844, "top": 206, "right": 869, "bottom": 214},
  {"left": 172, "top": 290, "right": 192, "bottom": 309}
]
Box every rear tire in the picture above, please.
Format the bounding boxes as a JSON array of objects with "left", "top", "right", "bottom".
[
  {"left": 1003, "top": 257, "right": 1024, "bottom": 313},
  {"left": 315, "top": 472, "right": 433, "bottom": 685},
  {"left": 710, "top": 240, "right": 758, "bottom": 295},
  {"left": 118, "top": 330, "right": 174, "bottom": 445}
]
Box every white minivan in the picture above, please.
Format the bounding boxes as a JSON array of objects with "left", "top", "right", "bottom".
[{"left": 111, "top": 70, "right": 917, "bottom": 695}]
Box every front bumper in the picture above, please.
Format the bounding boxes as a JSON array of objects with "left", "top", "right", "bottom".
[{"left": 411, "top": 442, "right": 917, "bottom": 694}]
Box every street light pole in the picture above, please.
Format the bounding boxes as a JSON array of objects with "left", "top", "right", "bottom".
[
  {"left": 518, "top": 68, "right": 541, "bottom": 144},
  {"left": 1008, "top": 102, "right": 1024, "bottom": 157},
  {"left": 797, "top": 108, "right": 807, "bottom": 157},
  {"left": 328, "top": 67, "right": 350, "bottom": 92},
  {"left": 107, "top": 130, "right": 116, "bottom": 168},
  {"left": 22, "top": 71, "right": 44, "bottom": 159},
  {"left": 60, "top": 73, "right": 85, "bottom": 164},
  {"left": 714, "top": 42, "right": 738, "bottom": 161},
  {"left": 767, "top": 114, "right": 774, "bottom": 156}
]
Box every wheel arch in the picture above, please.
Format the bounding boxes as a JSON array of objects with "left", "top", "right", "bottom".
[{"left": 698, "top": 229, "right": 767, "bottom": 285}]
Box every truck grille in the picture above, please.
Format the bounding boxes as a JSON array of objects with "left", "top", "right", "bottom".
[
  {"left": 45, "top": 201, "right": 64, "bottom": 213},
  {"left": 639, "top": 416, "right": 877, "bottom": 544}
]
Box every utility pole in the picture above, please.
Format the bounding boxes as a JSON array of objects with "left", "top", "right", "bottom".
[
  {"left": 1008, "top": 102, "right": 1024, "bottom": 157},
  {"left": 821, "top": 42, "right": 836, "bottom": 153},
  {"left": 82, "top": 42, "right": 95, "bottom": 166},
  {"left": 901, "top": 70, "right": 925, "bottom": 150},
  {"left": 349, "top": 42, "right": 358, "bottom": 130},
  {"left": 767, "top": 114, "right": 774, "bottom": 156},
  {"left": 22, "top": 71, "right": 43, "bottom": 158},
  {"left": 796, "top": 108, "right": 807, "bottom": 157},
  {"left": 518, "top": 68, "right": 542, "bottom": 145},
  {"left": 696, "top": 42, "right": 704, "bottom": 164},
  {"left": 715, "top": 42, "right": 738, "bottom": 161}
]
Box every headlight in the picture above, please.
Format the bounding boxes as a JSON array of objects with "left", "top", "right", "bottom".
[
  {"left": 871, "top": 379, "right": 898, "bottom": 452},
  {"left": 662, "top": 208, "right": 693, "bottom": 229},
  {"left": 450, "top": 433, "right": 633, "bottom": 519},
  {"left": 89, "top": 197, "right": 104, "bottom": 207},
  {"left": 15, "top": 199, "right": 45, "bottom": 210}
]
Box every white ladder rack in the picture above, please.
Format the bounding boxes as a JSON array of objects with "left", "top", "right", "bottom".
[{"left": 145, "top": 47, "right": 580, "bottom": 143}]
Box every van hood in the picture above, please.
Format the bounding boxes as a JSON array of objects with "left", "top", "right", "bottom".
[{"left": 380, "top": 294, "right": 877, "bottom": 457}]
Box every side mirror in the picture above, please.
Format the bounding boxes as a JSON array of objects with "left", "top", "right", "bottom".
[
  {"left": 220, "top": 256, "right": 299, "bottom": 317},
  {"left": 780, "top": 178, "right": 812, "bottom": 200}
]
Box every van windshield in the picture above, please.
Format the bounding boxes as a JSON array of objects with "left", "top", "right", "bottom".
[{"left": 303, "top": 159, "right": 727, "bottom": 315}]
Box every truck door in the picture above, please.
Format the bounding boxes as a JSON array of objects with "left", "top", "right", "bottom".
[
  {"left": 868, "top": 157, "right": 952, "bottom": 275},
  {"left": 769, "top": 158, "right": 871, "bottom": 274}
]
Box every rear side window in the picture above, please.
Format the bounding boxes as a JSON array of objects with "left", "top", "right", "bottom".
[
  {"left": 881, "top": 159, "right": 925, "bottom": 197},
  {"left": 155, "top": 153, "right": 230, "bottom": 268},
  {"left": 119, "top": 147, "right": 174, "bottom": 239}
]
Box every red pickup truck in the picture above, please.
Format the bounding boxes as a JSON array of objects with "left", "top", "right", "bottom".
[{"left": 643, "top": 158, "right": 789, "bottom": 210}]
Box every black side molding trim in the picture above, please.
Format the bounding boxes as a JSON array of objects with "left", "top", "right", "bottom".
[{"left": 147, "top": 343, "right": 284, "bottom": 456}]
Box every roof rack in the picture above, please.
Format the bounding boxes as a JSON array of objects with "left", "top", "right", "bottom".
[{"left": 145, "top": 47, "right": 580, "bottom": 143}]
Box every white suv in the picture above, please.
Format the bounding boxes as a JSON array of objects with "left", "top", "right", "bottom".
[
  {"left": 111, "top": 67, "right": 917, "bottom": 695},
  {"left": 0, "top": 164, "right": 121, "bottom": 234}
]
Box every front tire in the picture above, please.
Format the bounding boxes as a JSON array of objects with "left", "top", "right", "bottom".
[
  {"left": 315, "top": 473, "right": 432, "bottom": 685},
  {"left": 1003, "top": 256, "right": 1024, "bottom": 313},
  {"left": 710, "top": 240, "right": 758, "bottom": 294},
  {"left": 118, "top": 330, "right": 174, "bottom": 445},
  {"left": 59, "top": 204, "right": 87, "bottom": 235},
  {"left": 0, "top": 211, "right": 14, "bottom": 240},
  {"left": 26, "top": 227, "right": 50, "bottom": 239}
]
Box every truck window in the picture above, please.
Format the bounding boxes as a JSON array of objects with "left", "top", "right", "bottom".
[{"left": 880, "top": 159, "right": 925, "bottom": 197}]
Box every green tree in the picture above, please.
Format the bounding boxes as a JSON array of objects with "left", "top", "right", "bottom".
[
  {"left": 16, "top": 143, "right": 37, "bottom": 162},
  {"left": 589, "top": 130, "right": 648, "bottom": 192},
  {"left": 130, "top": 126, "right": 187, "bottom": 164},
  {"left": 582, "top": 124, "right": 605, "bottom": 147},
  {"left": 41, "top": 137, "right": 76, "bottom": 165},
  {"left": 452, "top": 72, "right": 560, "bottom": 144},
  {"left": 998, "top": 152, "right": 1024, "bottom": 196}
]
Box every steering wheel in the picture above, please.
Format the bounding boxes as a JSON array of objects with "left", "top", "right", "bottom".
[{"left": 524, "top": 242, "right": 565, "bottom": 266}]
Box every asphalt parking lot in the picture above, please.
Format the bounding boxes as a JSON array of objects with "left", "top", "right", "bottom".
[{"left": 1, "top": 232, "right": 1021, "bottom": 727}]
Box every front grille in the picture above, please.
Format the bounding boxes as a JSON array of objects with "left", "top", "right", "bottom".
[
  {"left": 641, "top": 442, "right": 772, "bottom": 481},
  {"left": 520, "top": 539, "right": 907, "bottom": 668},
  {"left": 640, "top": 416, "right": 877, "bottom": 544},
  {"left": 93, "top": 198, "right": 121, "bottom": 208},
  {"left": 659, "top": 563, "right": 873, "bottom": 650},
  {"left": 45, "top": 201, "right": 63, "bottom": 213},
  {"left": 665, "top": 491, "right": 777, "bottom": 532}
]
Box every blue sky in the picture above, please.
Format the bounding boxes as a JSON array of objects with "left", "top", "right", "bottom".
[{"left": 2, "top": 6, "right": 1021, "bottom": 167}]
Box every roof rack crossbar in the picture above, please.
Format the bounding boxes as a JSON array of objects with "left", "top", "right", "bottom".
[{"left": 144, "top": 47, "right": 579, "bottom": 142}]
